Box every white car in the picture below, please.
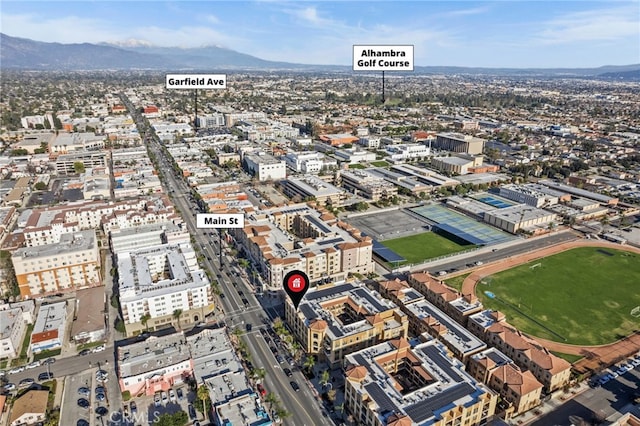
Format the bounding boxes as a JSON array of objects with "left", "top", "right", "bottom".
[
  {"left": 26, "top": 361, "right": 41, "bottom": 369},
  {"left": 92, "top": 345, "right": 106, "bottom": 353},
  {"left": 161, "top": 391, "right": 168, "bottom": 405},
  {"left": 169, "top": 389, "right": 177, "bottom": 402},
  {"left": 9, "top": 366, "right": 25, "bottom": 374}
]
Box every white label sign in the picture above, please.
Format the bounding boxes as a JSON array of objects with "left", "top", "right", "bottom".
[
  {"left": 197, "top": 213, "right": 245, "bottom": 229},
  {"left": 166, "top": 74, "right": 227, "bottom": 89},
  {"left": 353, "top": 45, "right": 414, "bottom": 71}
]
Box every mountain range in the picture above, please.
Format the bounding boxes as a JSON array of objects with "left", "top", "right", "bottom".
[{"left": 1, "top": 33, "right": 639, "bottom": 79}]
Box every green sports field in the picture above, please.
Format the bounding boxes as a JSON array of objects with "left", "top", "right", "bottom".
[
  {"left": 477, "top": 247, "right": 640, "bottom": 346},
  {"left": 381, "top": 232, "right": 473, "bottom": 265}
]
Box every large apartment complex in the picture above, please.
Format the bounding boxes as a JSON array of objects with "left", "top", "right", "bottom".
[
  {"left": 285, "top": 282, "right": 408, "bottom": 368},
  {"left": 12, "top": 230, "right": 100, "bottom": 298},
  {"left": 233, "top": 204, "right": 374, "bottom": 289},
  {"left": 117, "top": 242, "right": 215, "bottom": 336},
  {"left": 344, "top": 338, "right": 497, "bottom": 426}
]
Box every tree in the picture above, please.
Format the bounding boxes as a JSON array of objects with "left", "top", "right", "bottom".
[
  {"left": 320, "top": 369, "right": 330, "bottom": 388},
  {"left": 265, "top": 392, "right": 279, "bottom": 410},
  {"left": 275, "top": 407, "right": 292, "bottom": 420},
  {"left": 327, "top": 388, "right": 337, "bottom": 403},
  {"left": 34, "top": 182, "right": 48, "bottom": 191},
  {"left": 197, "top": 384, "right": 210, "bottom": 417},
  {"left": 154, "top": 411, "right": 188, "bottom": 426},
  {"left": 73, "top": 162, "right": 86, "bottom": 174},
  {"left": 251, "top": 367, "right": 266, "bottom": 382},
  {"left": 172, "top": 309, "right": 183, "bottom": 330},
  {"left": 303, "top": 356, "right": 316, "bottom": 374},
  {"left": 140, "top": 313, "right": 151, "bottom": 331}
]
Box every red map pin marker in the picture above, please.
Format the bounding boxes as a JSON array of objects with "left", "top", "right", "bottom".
[{"left": 283, "top": 270, "right": 310, "bottom": 310}]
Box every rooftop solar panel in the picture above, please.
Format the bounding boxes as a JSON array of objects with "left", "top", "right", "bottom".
[
  {"left": 365, "top": 382, "right": 398, "bottom": 413},
  {"left": 419, "top": 345, "right": 463, "bottom": 383},
  {"left": 404, "top": 383, "right": 475, "bottom": 422}
]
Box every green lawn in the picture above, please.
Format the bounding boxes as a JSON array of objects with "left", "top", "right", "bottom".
[
  {"left": 348, "top": 164, "right": 366, "bottom": 169},
  {"left": 370, "top": 161, "right": 389, "bottom": 167},
  {"left": 445, "top": 273, "right": 470, "bottom": 291},
  {"left": 381, "top": 232, "right": 473, "bottom": 265},
  {"left": 477, "top": 247, "right": 640, "bottom": 346}
]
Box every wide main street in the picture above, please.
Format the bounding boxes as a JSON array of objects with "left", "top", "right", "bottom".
[{"left": 138, "top": 103, "right": 331, "bottom": 426}]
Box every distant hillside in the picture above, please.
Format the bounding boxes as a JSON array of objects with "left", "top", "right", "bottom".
[
  {"left": 2, "top": 33, "right": 639, "bottom": 79},
  {"left": 0, "top": 33, "right": 173, "bottom": 70}
]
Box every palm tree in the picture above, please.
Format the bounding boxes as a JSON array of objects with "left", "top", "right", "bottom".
[
  {"left": 197, "top": 385, "right": 210, "bottom": 418},
  {"left": 319, "top": 369, "right": 330, "bottom": 389},
  {"left": 303, "top": 356, "right": 316, "bottom": 374},
  {"left": 291, "top": 341, "right": 302, "bottom": 362},
  {"left": 140, "top": 313, "right": 151, "bottom": 332},
  {"left": 172, "top": 309, "right": 183, "bottom": 330},
  {"left": 251, "top": 367, "right": 266, "bottom": 383},
  {"left": 265, "top": 392, "right": 279, "bottom": 411},
  {"left": 334, "top": 403, "right": 345, "bottom": 420},
  {"left": 275, "top": 407, "right": 291, "bottom": 420}
]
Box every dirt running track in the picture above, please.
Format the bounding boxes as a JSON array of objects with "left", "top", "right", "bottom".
[{"left": 461, "top": 239, "right": 640, "bottom": 373}]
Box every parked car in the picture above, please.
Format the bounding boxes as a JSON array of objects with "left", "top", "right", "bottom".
[
  {"left": 130, "top": 401, "right": 137, "bottom": 414},
  {"left": 42, "top": 357, "right": 56, "bottom": 365},
  {"left": 79, "top": 349, "right": 91, "bottom": 356},
  {"left": 188, "top": 404, "right": 196, "bottom": 420},
  {"left": 77, "top": 387, "right": 90, "bottom": 397},
  {"left": 257, "top": 383, "right": 267, "bottom": 396},
  {"left": 177, "top": 388, "right": 184, "bottom": 400},
  {"left": 26, "top": 361, "right": 41, "bottom": 369},
  {"left": 283, "top": 368, "right": 293, "bottom": 377},
  {"left": 18, "top": 378, "right": 34, "bottom": 388},
  {"left": 161, "top": 391, "right": 169, "bottom": 405},
  {"left": 93, "top": 344, "right": 106, "bottom": 353},
  {"left": 154, "top": 393, "right": 162, "bottom": 407},
  {"left": 3, "top": 383, "right": 15, "bottom": 391},
  {"left": 38, "top": 372, "right": 53, "bottom": 381},
  {"left": 77, "top": 419, "right": 89, "bottom": 426},
  {"left": 77, "top": 398, "right": 90, "bottom": 409},
  {"left": 8, "top": 366, "right": 24, "bottom": 374},
  {"left": 290, "top": 381, "right": 300, "bottom": 392},
  {"left": 169, "top": 389, "right": 177, "bottom": 402},
  {"left": 96, "top": 392, "right": 106, "bottom": 401},
  {"left": 96, "top": 406, "right": 108, "bottom": 416}
]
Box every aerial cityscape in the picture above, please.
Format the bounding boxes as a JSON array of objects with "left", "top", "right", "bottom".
[{"left": 0, "top": 2, "right": 639, "bottom": 426}]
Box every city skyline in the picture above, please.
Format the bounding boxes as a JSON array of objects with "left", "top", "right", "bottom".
[{"left": 2, "top": 0, "right": 639, "bottom": 68}]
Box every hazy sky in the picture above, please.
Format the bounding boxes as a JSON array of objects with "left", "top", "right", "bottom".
[{"left": 2, "top": 1, "right": 639, "bottom": 68}]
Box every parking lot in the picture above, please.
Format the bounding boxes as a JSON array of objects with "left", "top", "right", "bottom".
[
  {"left": 123, "top": 385, "right": 198, "bottom": 425},
  {"left": 346, "top": 208, "right": 430, "bottom": 241},
  {"left": 60, "top": 361, "right": 123, "bottom": 426}
]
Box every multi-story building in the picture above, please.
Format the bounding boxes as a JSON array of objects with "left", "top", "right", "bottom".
[
  {"left": 0, "top": 307, "right": 29, "bottom": 359},
  {"left": 117, "top": 331, "right": 193, "bottom": 396},
  {"left": 406, "top": 273, "right": 483, "bottom": 326},
  {"left": 110, "top": 222, "right": 189, "bottom": 257},
  {"left": 434, "top": 133, "right": 485, "bottom": 155},
  {"left": 285, "top": 282, "right": 408, "bottom": 368},
  {"left": 233, "top": 204, "right": 374, "bottom": 289},
  {"left": 196, "top": 114, "right": 225, "bottom": 128},
  {"left": 30, "top": 301, "right": 67, "bottom": 354},
  {"left": 343, "top": 338, "right": 497, "bottom": 426},
  {"left": 243, "top": 152, "right": 287, "bottom": 181},
  {"left": 431, "top": 154, "right": 485, "bottom": 175},
  {"left": 49, "top": 132, "right": 105, "bottom": 154},
  {"left": 12, "top": 230, "right": 101, "bottom": 298},
  {"left": 117, "top": 242, "right": 214, "bottom": 336},
  {"left": 282, "top": 176, "right": 346, "bottom": 206},
  {"left": 56, "top": 151, "right": 109, "bottom": 175},
  {"left": 467, "top": 348, "right": 543, "bottom": 417},
  {"left": 283, "top": 151, "right": 336, "bottom": 174},
  {"left": 338, "top": 169, "right": 398, "bottom": 201},
  {"left": 498, "top": 184, "right": 563, "bottom": 208},
  {"left": 380, "top": 277, "right": 486, "bottom": 362},
  {"left": 384, "top": 143, "right": 431, "bottom": 161},
  {"left": 468, "top": 310, "right": 571, "bottom": 393}
]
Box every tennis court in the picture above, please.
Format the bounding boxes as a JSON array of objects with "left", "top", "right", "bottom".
[
  {"left": 410, "top": 204, "right": 513, "bottom": 245},
  {"left": 476, "top": 195, "right": 514, "bottom": 209}
]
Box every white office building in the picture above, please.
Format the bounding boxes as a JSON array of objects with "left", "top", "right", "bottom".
[{"left": 243, "top": 152, "right": 287, "bottom": 181}]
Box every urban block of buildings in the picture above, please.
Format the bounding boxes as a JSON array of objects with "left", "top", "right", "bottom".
[
  {"left": 344, "top": 338, "right": 497, "bottom": 426},
  {"left": 233, "top": 204, "right": 374, "bottom": 289},
  {"left": 285, "top": 281, "right": 408, "bottom": 368}
]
